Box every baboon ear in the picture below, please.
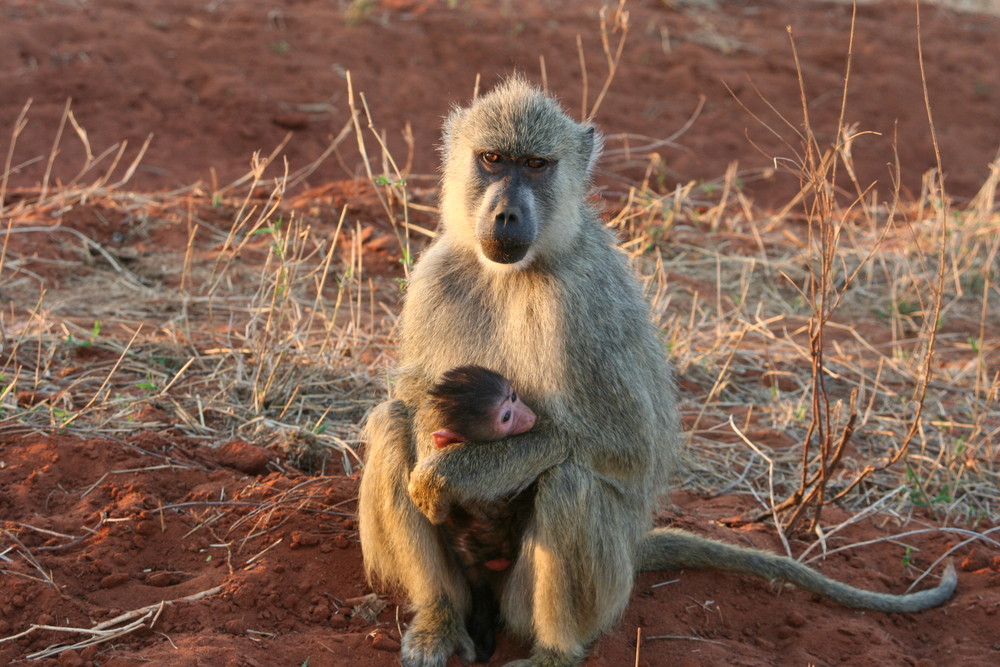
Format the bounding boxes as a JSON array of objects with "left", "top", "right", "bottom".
[{"left": 582, "top": 125, "right": 604, "bottom": 176}]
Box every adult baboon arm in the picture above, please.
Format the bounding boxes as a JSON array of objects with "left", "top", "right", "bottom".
[
  {"left": 408, "top": 423, "right": 567, "bottom": 524},
  {"left": 639, "top": 527, "right": 957, "bottom": 613}
]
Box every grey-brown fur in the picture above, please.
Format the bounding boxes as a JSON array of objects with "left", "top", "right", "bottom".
[{"left": 357, "top": 76, "right": 957, "bottom": 667}]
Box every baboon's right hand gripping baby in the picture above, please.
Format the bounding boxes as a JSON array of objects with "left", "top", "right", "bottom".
[{"left": 357, "top": 76, "right": 957, "bottom": 667}]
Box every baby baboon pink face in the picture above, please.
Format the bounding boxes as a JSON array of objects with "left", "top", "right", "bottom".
[
  {"left": 430, "top": 376, "right": 537, "bottom": 449},
  {"left": 490, "top": 383, "right": 536, "bottom": 439}
]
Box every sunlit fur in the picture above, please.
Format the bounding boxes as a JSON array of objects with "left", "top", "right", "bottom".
[{"left": 357, "top": 77, "right": 956, "bottom": 667}]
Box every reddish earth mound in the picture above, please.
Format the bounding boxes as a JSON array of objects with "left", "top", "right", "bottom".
[
  {"left": 2, "top": 1, "right": 999, "bottom": 207},
  {"left": 2, "top": 430, "right": 997, "bottom": 666}
]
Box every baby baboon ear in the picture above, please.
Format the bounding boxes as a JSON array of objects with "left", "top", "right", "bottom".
[{"left": 582, "top": 125, "right": 604, "bottom": 176}]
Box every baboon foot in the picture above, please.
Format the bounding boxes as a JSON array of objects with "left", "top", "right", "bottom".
[{"left": 400, "top": 602, "right": 475, "bottom": 667}]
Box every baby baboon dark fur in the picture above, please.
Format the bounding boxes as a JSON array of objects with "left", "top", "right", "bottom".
[
  {"left": 426, "top": 365, "right": 538, "bottom": 661},
  {"left": 357, "top": 76, "right": 957, "bottom": 667}
]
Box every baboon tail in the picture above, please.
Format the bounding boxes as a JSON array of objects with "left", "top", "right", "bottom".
[{"left": 638, "top": 527, "right": 957, "bottom": 613}]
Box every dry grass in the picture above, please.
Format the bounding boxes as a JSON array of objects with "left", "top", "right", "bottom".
[
  {"left": 0, "top": 103, "right": 396, "bottom": 473},
  {"left": 612, "top": 7, "right": 1000, "bottom": 532}
]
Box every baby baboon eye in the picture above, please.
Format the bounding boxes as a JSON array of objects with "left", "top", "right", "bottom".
[
  {"left": 502, "top": 410, "right": 512, "bottom": 423},
  {"left": 510, "top": 390, "right": 517, "bottom": 402},
  {"left": 525, "top": 157, "right": 548, "bottom": 169},
  {"left": 482, "top": 152, "right": 502, "bottom": 164}
]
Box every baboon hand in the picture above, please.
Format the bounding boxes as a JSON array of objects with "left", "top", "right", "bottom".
[{"left": 408, "top": 456, "right": 452, "bottom": 524}]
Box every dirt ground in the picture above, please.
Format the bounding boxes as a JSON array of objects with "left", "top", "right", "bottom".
[
  {"left": 2, "top": 0, "right": 999, "bottom": 204},
  {"left": 2, "top": 1, "right": 999, "bottom": 666},
  {"left": 1, "top": 430, "right": 996, "bottom": 666}
]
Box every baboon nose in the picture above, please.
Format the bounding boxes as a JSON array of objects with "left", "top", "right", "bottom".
[
  {"left": 495, "top": 208, "right": 520, "bottom": 227},
  {"left": 481, "top": 203, "right": 534, "bottom": 264}
]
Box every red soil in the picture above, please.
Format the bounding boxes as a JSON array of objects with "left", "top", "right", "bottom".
[
  {"left": 2, "top": 0, "right": 999, "bottom": 205},
  {"left": 2, "top": 1, "right": 999, "bottom": 666},
  {"left": 1, "top": 430, "right": 997, "bottom": 666}
]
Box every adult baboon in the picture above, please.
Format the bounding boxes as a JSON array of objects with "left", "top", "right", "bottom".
[{"left": 357, "top": 76, "right": 956, "bottom": 667}]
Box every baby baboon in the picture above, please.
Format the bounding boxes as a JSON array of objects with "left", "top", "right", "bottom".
[
  {"left": 427, "top": 365, "right": 537, "bottom": 450},
  {"left": 426, "top": 364, "right": 538, "bottom": 661},
  {"left": 357, "top": 76, "right": 957, "bottom": 667}
]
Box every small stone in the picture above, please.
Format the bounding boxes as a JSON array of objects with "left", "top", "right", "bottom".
[
  {"left": 960, "top": 548, "right": 991, "bottom": 572},
  {"left": 290, "top": 531, "right": 320, "bottom": 548},
  {"left": 99, "top": 573, "right": 130, "bottom": 589},
  {"left": 214, "top": 440, "right": 273, "bottom": 475},
  {"left": 272, "top": 112, "right": 309, "bottom": 131},
  {"left": 146, "top": 571, "right": 181, "bottom": 587},
  {"left": 370, "top": 630, "right": 400, "bottom": 652},
  {"left": 224, "top": 619, "right": 246, "bottom": 636},
  {"left": 785, "top": 612, "right": 807, "bottom": 628}
]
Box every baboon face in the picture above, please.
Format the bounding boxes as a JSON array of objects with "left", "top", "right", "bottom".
[
  {"left": 441, "top": 78, "right": 601, "bottom": 268},
  {"left": 472, "top": 151, "right": 553, "bottom": 264}
]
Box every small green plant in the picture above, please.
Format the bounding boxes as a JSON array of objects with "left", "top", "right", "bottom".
[
  {"left": 375, "top": 174, "right": 407, "bottom": 187},
  {"left": 136, "top": 374, "right": 159, "bottom": 393},
  {"left": 65, "top": 320, "right": 102, "bottom": 347},
  {"left": 399, "top": 247, "right": 413, "bottom": 272},
  {"left": 253, "top": 216, "right": 286, "bottom": 258}
]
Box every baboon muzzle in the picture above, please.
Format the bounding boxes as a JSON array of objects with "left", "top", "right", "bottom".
[{"left": 480, "top": 202, "right": 535, "bottom": 265}]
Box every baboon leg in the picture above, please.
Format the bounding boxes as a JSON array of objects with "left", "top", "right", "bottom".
[
  {"left": 501, "top": 464, "right": 638, "bottom": 667},
  {"left": 358, "top": 400, "right": 474, "bottom": 665}
]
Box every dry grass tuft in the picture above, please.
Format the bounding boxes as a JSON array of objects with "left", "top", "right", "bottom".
[{"left": 0, "top": 103, "right": 400, "bottom": 470}]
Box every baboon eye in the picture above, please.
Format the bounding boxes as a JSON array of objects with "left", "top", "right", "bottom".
[
  {"left": 501, "top": 410, "right": 511, "bottom": 423},
  {"left": 482, "top": 152, "right": 502, "bottom": 164},
  {"left": 525, "top": 157, "right": 548, "bottom": 169},
  {"left": 510, "top": 390, "right": 517, "bottom": 402}
]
